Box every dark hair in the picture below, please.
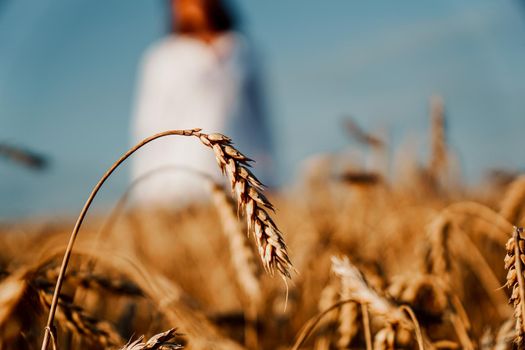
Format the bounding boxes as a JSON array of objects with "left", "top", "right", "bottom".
[
  {"left": 168, "top": 0, "right": 238, "bottom": 34},
  {"left": 204, "top": 0, "right": 237, "bottom": 32}
]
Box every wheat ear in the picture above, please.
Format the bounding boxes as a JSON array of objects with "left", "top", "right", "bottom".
[
  {"left": 505, "top": 226, "right": 525, "bottom": 345},
  {"left": 331, "top": 256, "right": 407, "bottom": 325},
  {"left": 119, "top": 328, "right": 182, "bottom": 350},
  {"left": 198, "top": 132, "right": 292, "bottom": 278},
  {"left": 428, "top": 95, "right": 448, "bottom": 181},
  {"left": 40, "top": 129, "right": 292, "bottom": 350}
]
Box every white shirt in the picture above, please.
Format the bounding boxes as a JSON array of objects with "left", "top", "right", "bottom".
[{"left": 131, "top": 32, "right": 274, "bottom": 205}]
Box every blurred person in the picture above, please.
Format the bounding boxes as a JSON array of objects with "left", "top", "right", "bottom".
[{"left": 131, "top": 0, "right": 274, "bottom": 206}]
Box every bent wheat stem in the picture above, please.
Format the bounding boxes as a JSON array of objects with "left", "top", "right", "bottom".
[{"left": 40, "top": 129, "right": 200, "bottom": 350}]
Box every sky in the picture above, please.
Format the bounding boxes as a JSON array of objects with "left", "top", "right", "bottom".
[{"left": 1, "top": 0, "right": 525, "bottom": 218}]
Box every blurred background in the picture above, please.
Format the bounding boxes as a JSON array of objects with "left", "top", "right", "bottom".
[{"left": 1, "top": 0, "right": 524, "bottom": 218}]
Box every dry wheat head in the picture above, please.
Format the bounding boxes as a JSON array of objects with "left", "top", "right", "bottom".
[
  {"left": 505, "top": 226, "right": 525, "bottom": 345},
  {"left": 197, "top": 131, "right": 293, "bottom": 279}
]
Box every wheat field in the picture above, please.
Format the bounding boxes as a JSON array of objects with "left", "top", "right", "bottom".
[{"left": 1, "top": 109, "right": 524, "bottom": 349}]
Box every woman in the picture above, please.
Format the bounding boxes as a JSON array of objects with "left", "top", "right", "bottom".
[{"left": 131, "top": 0, "right": 274, "bottom": 206}]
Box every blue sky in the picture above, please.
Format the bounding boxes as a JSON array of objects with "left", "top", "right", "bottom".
[{"left": 1, "top": 0, "right": 525, "bottom": 217}]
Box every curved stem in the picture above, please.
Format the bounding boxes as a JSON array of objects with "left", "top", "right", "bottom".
[
  {"left": 400, "top": 305, "right": 425, "bottom": 350},
  {"left": 290, "top": 299, "right": 357, "bottom": 350},
  {"left": 40, "top": 128, "right": 201, "bottom": 350}
]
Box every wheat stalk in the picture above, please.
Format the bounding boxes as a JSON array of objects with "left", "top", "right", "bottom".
[{"left": 291, "top": 299, "right": 358, "bottom": 350}]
